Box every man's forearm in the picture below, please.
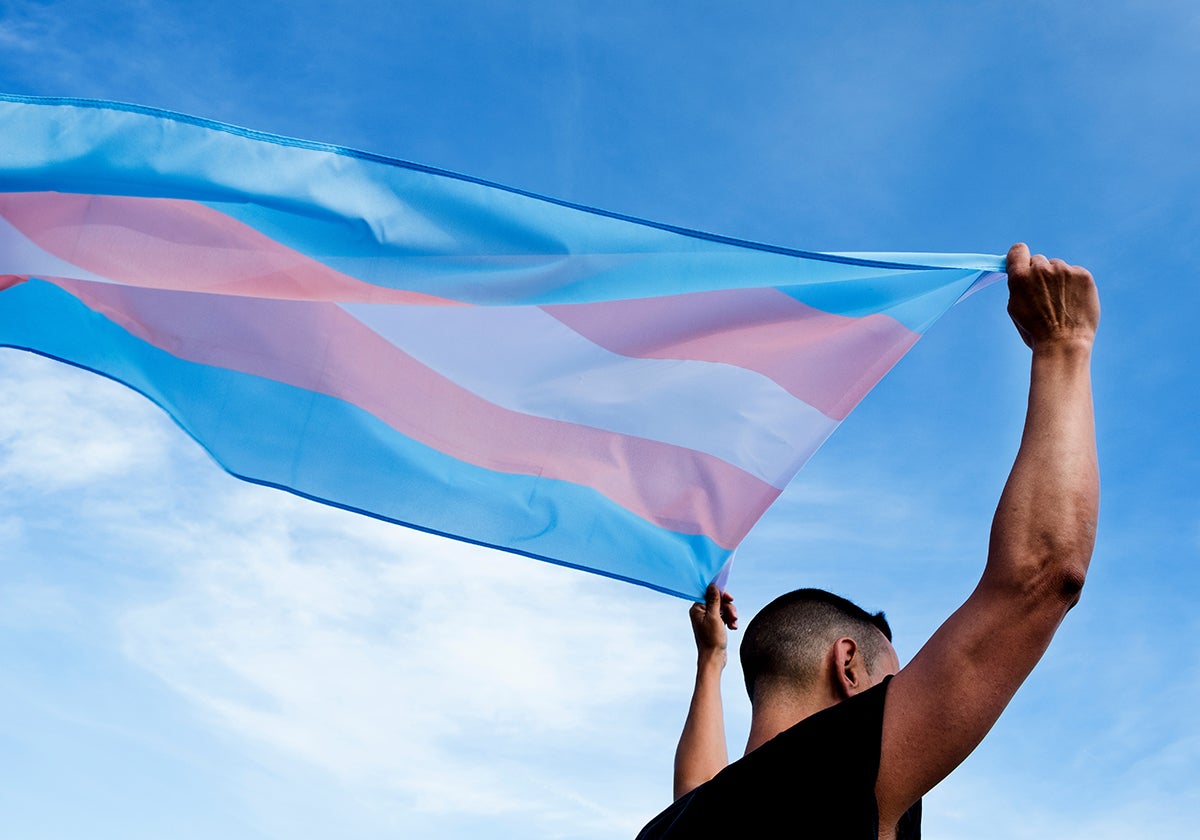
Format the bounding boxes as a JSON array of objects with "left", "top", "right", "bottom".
[
  {"left": 987, "top": 338, "right": 1098, "bottom": 598},
  {"left": 672, "top": 652, "right": 728, "bottom": 800}
]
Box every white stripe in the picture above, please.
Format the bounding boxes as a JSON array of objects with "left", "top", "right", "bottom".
[
  {"left": 342, "top": 303, "right": 838, "bottom": 488},
  {"left": 0, "top": 214, "right": 112, "bottom": 285}
]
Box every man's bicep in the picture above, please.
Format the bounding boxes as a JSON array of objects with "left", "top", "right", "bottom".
[{"left": 875, "top": 574, "right": 1076, "bottom": 822}]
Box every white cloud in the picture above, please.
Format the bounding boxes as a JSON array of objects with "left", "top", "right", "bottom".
[
  {"left": 0, "top": 326, "right": 712, "bottom": 836},
  {"left": 0, "top": 349, "right": 698, "bottom": 837},
  {"left": 117, "top": 481, "right": 689, "bottom": 836},
  {"left": 0, "top": 353, "right": 174, "bottom": 490}
]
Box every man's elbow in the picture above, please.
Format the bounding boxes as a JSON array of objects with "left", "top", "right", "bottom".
[
  {"left": 1056, "top": 562, "right": 1088, "bottom": 609},
  {"left": 991, "top": 510, "right": 1096, "bottom": 604},
  {"left": 989, "top": 537, "right": 1094, "bottom": 611},
  {"left": 1023, "top": 539, "right": 1092, "bottom": 610},
  {"left": 1049, "top": 515, "right": 1096, "bottom": 608}
]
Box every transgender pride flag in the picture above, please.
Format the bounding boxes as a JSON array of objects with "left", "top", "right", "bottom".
[{"left": 0, "top": 94, "right": 1003, "bottom": 599}]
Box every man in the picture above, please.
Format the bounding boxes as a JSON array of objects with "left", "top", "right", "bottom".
[{"left": 637, "top": 243, "right": 1100, "bottom": 839}]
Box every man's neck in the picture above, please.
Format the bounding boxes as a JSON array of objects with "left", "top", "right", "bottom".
[{"left": 744, "top": 690, "right": 839, "bottom": 755}]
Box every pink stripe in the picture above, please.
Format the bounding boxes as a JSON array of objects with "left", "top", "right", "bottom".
[
  {"left": 0, "top": 275, "right": 26, "bottom": 293},
  {"left": 0, "top": 192, "right": 459, "bottom": 306},
  {"left": 1, "top": 194, "right": 915, "bottom": 421},
  {"left": 50, "top": 277, "right": 778, "bottom": 548},
  {"left": 544, "top": 288, "right": 919, "bottom": 421}
]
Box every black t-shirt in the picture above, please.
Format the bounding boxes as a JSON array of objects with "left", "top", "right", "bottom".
[{"left": 636, "top": 676, "right": 920, "bottom": 839}]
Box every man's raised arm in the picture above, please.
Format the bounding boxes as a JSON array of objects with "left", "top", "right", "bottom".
[
  {"left": 673, "top": 584, "right": 737, "bottom": 800},
  {"left": 876, "top": 243, "right": 1100, "bottom": 829}
]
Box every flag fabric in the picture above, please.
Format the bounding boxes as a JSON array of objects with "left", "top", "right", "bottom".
[{"left": 0, "top": 94, "right": 1004, "bottom": 599}]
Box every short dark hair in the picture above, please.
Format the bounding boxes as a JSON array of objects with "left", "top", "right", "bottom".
[{"left": 739, "top": 588, "right": 892, "bottom": 703}]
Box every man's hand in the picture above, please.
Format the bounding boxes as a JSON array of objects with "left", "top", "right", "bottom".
[
  {"left": 1006, "top": 243, "right": 1099, "bottom": 349},
  {"left": 689, "top": 584, "right": 737, "bottom": 660}
]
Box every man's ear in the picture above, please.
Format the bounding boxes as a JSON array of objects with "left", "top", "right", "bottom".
[{"left": 829, "top": 637, "right": 869, "bottom": 699}]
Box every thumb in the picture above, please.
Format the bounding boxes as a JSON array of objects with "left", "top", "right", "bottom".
[
  {"left": 704, "top": 583, "right": 721, "bottom": 613},
  {"left": 1006, "top": 242, "right": 1030, "bottom": 279}
]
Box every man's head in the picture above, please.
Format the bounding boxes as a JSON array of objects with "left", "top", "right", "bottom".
[{"left": 739, "top": 588, "right": 897, "bottom": 705}]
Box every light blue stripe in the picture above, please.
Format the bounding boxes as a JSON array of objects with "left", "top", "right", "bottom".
[
  {"left": 776, "top": 268, "right": 983, "bottom": 334},
  {"left": 0, "top": 95, "right": 999, "bottom": 331},
  {"left": 0, "top": 279, "right": 728, "bottom": 599}
]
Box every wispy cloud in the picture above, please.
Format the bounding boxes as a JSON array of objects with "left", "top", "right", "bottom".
[
  {"left": 112, "top": 481, "right": 687, "bottom": 836},
  {"left": 0, "top": 353, "right": 174, "bottom": 490},
  {"left": 0, "top": 346, "right": 694, "bottom": 837}
]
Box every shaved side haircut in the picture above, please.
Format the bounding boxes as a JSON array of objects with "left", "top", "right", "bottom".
[{"left": 740, "top": 589, "right": 893, "bottom": 703}]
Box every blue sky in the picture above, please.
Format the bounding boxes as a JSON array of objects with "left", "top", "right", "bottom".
[{"left": 1, "top": 1, "right": 1197, "bottom": 837}]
